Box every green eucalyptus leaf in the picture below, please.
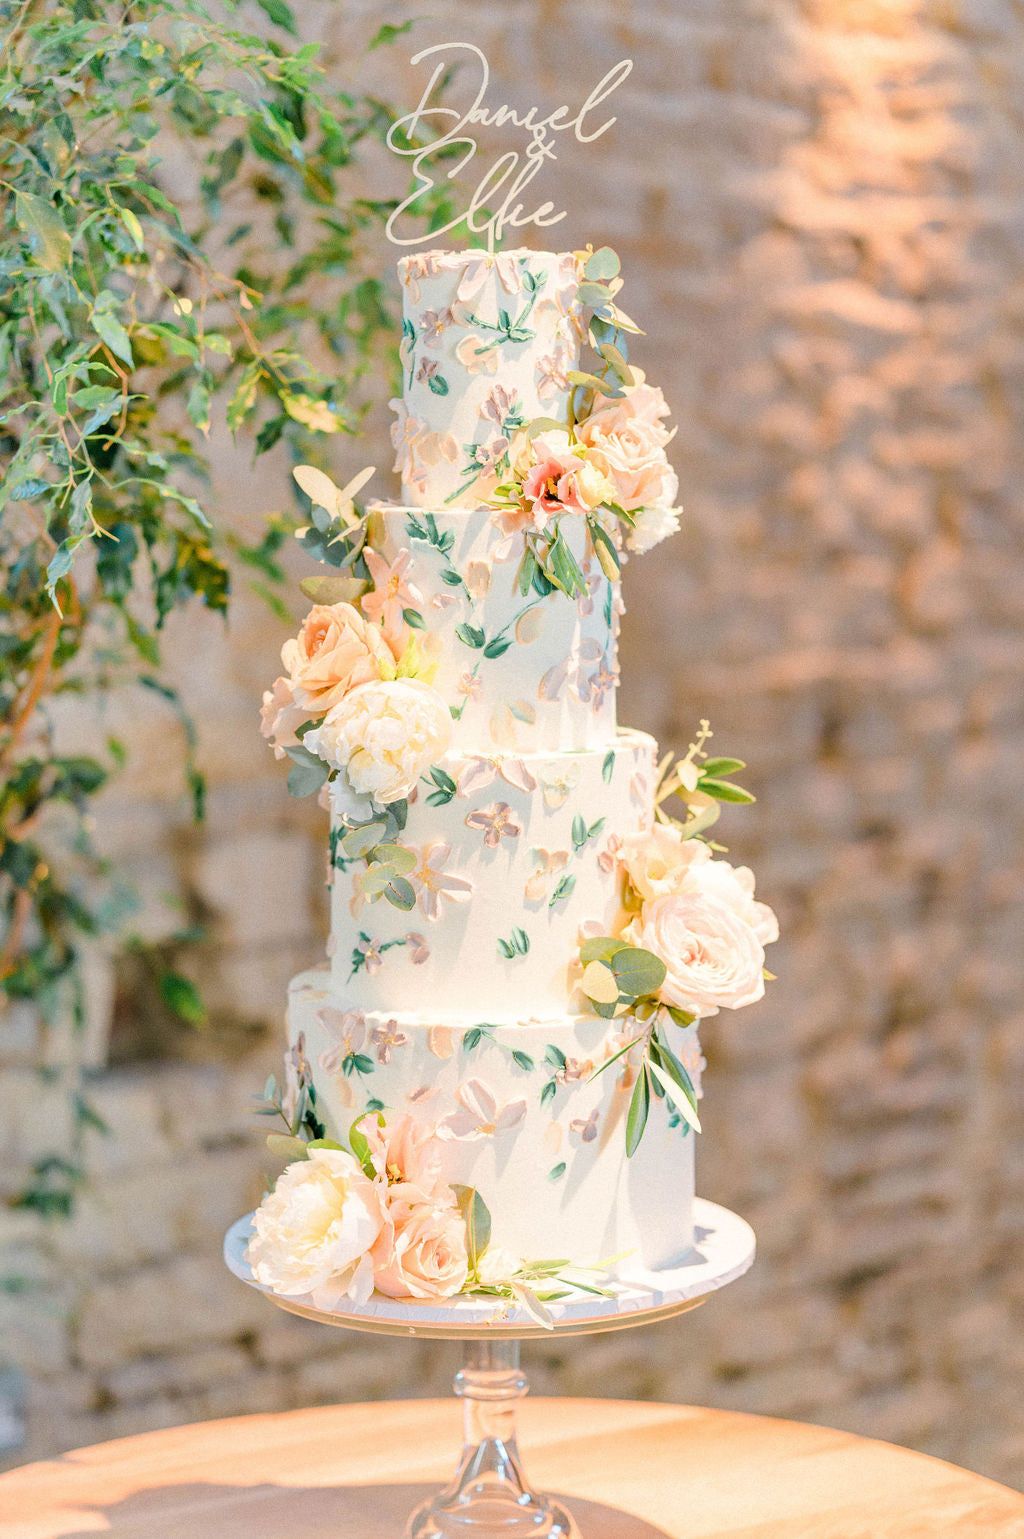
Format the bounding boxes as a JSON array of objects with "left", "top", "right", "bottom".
[
  {"left": 584, "top": 247, "right": 621, "bottom": 281},
  {"left": 700, "top": 778, "right": 756, "bottom": 804},
  {"left": 453, "top": 1185, "right": 492, "bottom": 1270},
  {"left": 372, "top": 843, "right": 416, "bottom": 875},
  {"left": 610, "top": 947, "right": 667, "bottom": 998},
  {"left": 299, "top": 574, "right": 369, "bottom": 605},
  {"left": 625, "top": 1066, "right": 651, "bottom": 1157}
]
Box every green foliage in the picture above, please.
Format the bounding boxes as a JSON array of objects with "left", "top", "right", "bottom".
[{"left": 0, "top": 0, "right": 440, "bottom": 1215}]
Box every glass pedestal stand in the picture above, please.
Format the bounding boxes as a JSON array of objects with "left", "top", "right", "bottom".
[
  {"left": 406, "top": 1338, "right": 575, "bottom": 1538},
  {"left": 224, "top": 1199, "right": 755, "bottom": 1538}
]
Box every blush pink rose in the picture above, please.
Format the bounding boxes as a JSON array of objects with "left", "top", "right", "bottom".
[
  {"left": 631, "top": 891, "right": 766, "bottom": 1018},
  {"left": 370, "top": 1185, "right": 469, "bottom": 1300},
  {"left": 282, "top": 602, "right": 392, "bottom": 718},
  {"left": 260, "top": 674, "right": 308, "bottom": 756},
  {"left": 361, "top": 1111, "right": 443, "bottom": 1193}
]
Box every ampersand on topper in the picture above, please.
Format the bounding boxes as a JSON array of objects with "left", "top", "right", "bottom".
[{"left": 385, "top": 42, "right": 633, "bottom": 252}]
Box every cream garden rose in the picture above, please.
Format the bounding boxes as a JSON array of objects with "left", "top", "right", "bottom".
[
  {"left": 631, "top": 891, "right": 767, "bottom": 1017},
  {"left": 306, "top": 678, "right": 452, "bottom": 806},
  {"left": 282, "top": 602, "right": 392, "bottom": 717},
  {"left": 246, "top": 1147, "right": 384, "bottom": 1310},
  {"left": 619, "top": 822, "right": 710, "bottom": 903},
  {"left": 576, "top": 380, "right": 677, "bottom": 512}
]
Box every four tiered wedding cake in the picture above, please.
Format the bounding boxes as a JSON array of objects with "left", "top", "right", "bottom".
[{"left": 249, "top": 246, "right": 777, "bottom": 1317}]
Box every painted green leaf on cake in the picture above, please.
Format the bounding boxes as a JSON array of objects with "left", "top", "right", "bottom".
[
  {"left": 482, "top": 635, "right": 513, "bottom": 658},
  {"left": 455, "top": 623, "right": 485, "bottom": 649},
  {"left": 463, "top": 1027, "right": 483, "bottom": 1052},
  {"left": 402, "top": 606, "right": 426, "bottom": 629},
  {"left": 427, "top": 373, "right": 450, "bottom": 395},
  {"left": 548, "top": 1162, "right": 567, "bottom": 1182},
  {"left": 601, "top": 750, "right": 616, "bottom": 783},
  {"left": 511, "top": 1050, "right": 534, "bottom": 1072},
  {"left": 571, "top": 814, "right": 588, "bottom": 849},
  {"left": 549, "top": 874, "right": 575, "bottom": 907}
]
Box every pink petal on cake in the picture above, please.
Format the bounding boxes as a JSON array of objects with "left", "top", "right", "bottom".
[
  {"left": 427, "top": 1026, "right": 454, "bottom": 1059},
  {"left": 458, "top": 758, "right": 498, "bottom": 797},
  {"left": 499, "top": 758, "right": 538, "bottom": 793}
]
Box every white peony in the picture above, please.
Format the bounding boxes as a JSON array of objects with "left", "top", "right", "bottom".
[
  {"left": 626, "top": 504, "right": 681, "bottom": 554},
  {"left": 246, "top": 1147, "right": 385, "bottom": 1310},
  {"left": 306, "top": 678, "right": 452, "bottom": 806},
  {"left": 631, "top": 892, "right": 766, "bottom": 1018}
]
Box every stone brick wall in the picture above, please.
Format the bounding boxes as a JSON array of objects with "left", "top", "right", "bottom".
[{"left": 3, "top": 0, "right": 1024, "bottom": 1491}]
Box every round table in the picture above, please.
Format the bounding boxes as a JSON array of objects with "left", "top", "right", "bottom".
[{"left": 1, "top": 1399, "right": 1021, "bottom": 1538}]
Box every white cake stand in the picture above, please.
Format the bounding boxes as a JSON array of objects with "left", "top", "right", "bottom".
[{"left": 224, "top": 1198, "right": 754, "bottom": 1537}]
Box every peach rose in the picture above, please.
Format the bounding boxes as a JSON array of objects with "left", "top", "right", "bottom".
[
  {"left": 631, "top": 892, "right": 766, "bottom": 1018},
  {"left": 576, "top": 382, "right": 677, "bottom": 512},
  {"left": 282, "top": 602, "right": 391, "bottom": 718},
  {"left": 619, "top": 823, "right": 711, "bottom": 903},
  {"left": 371, "top": 1185, "right": 469, "bottom": 1300}
]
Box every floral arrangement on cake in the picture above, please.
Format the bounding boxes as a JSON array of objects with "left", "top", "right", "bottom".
[
  {"left": 248, "top": 244, "right": 777, "bottom": 1312},
  {"left": 573, "top": 721, "right": 778, "bottom": 1152},
  {"left": 248, "top": 1062, "right": 615, "bottom": 1325}
]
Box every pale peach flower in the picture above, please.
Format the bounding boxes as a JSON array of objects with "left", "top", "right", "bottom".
[
  {"left": 362, "top": 1110, "right": 442, "bottom": 1191},
  {"left": 281, "top": 603, "right": 391, "bottom": 717},
  {"left": 420, "top": 307, "right": 455, "bottom": 347},
  {"left": 524, "top": 848, "right": 570, "bottom": 903},
  {"left": 411, "top": 840, "right": 474, "bottom": 921},
  {"left": 465, "top": 801, "right": 523, "bottom": 848},
  {"left": 405, "top": 931, "right": 431, "bottom": 965},
  {"left": 571, "top": 1109, "right": 600, "bottom": 1142},
  {"left": 455, "top": 333, "right": 499, "bottom": 375},
  {"left": 371, "top": 1021, "right": 409, "bottom": 1064},
  {"left": 260, "top": 675, "right": 307, "bottom": 756},
  {"left": 315, "top": 1007, "right": 366, "bottom": 1076},
  {"left": 437, "top": 1078, "right": 528, "bottom": 1141},
  {"left": 361, "top": 547, "right": 424, "bottom": 655}
]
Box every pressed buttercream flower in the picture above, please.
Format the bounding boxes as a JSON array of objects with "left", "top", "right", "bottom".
[
  {"left": 371, "top": 1021, "right": 409, "bottom": 1065},
  {"left": 437, "top": 1078, "right": 528, "bottom": 1141},
  {"left": 306, "top": 678, "right": 452, "bottom": 806},
  {"left": 626, "top": 504, "right": 681, "bottom": 554},
  {"left": 420, "top": 307, "right": 455, "bottom": 347},
  {"left": 361, "top": 547, "right": 424, "bottom": 655},
  {"left": 631, "top": 892, "right": 767, "bottom": 1018},
  {"left": 455, "top": 334, "right": 499, "bottom": 375},
  {"left": 411, "top": 840, "right": 473, "bottom": 921},
  {"left": 370, "top": 1187, "right": 469, "bottom": 1300},
  {"left": 315, "top": 1007, "right": 366, "bottom": 1076},
  {"left": 281, "top": 602, "right": 391, "bottom": 718},
  {"left": 246, "top": 1147, "right": 384, "bottom": 1310},
  {"left": 465, "top": 801, "right": 523, "bottom": 848}
]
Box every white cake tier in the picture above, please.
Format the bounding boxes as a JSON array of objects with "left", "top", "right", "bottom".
[
  {"left": 329, "top": 729, "right": 657, "bottom": 1018},
  {"left": 365, "top": 503, "right": 619, "bottom": 754},
  {"left": 288, "top": 972, "right": 699, "bottom": 1272},
  {"left": 393, "top": 248, "right": 582, "bottom": 509}
]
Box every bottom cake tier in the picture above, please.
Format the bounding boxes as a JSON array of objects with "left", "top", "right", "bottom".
[{"left": 287, "top": 969, "right": 702, "bottom": 1273}]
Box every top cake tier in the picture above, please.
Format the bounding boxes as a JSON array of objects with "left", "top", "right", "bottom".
[{"left": 393, "top": 248, "right": 583, "bottom": 509}]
